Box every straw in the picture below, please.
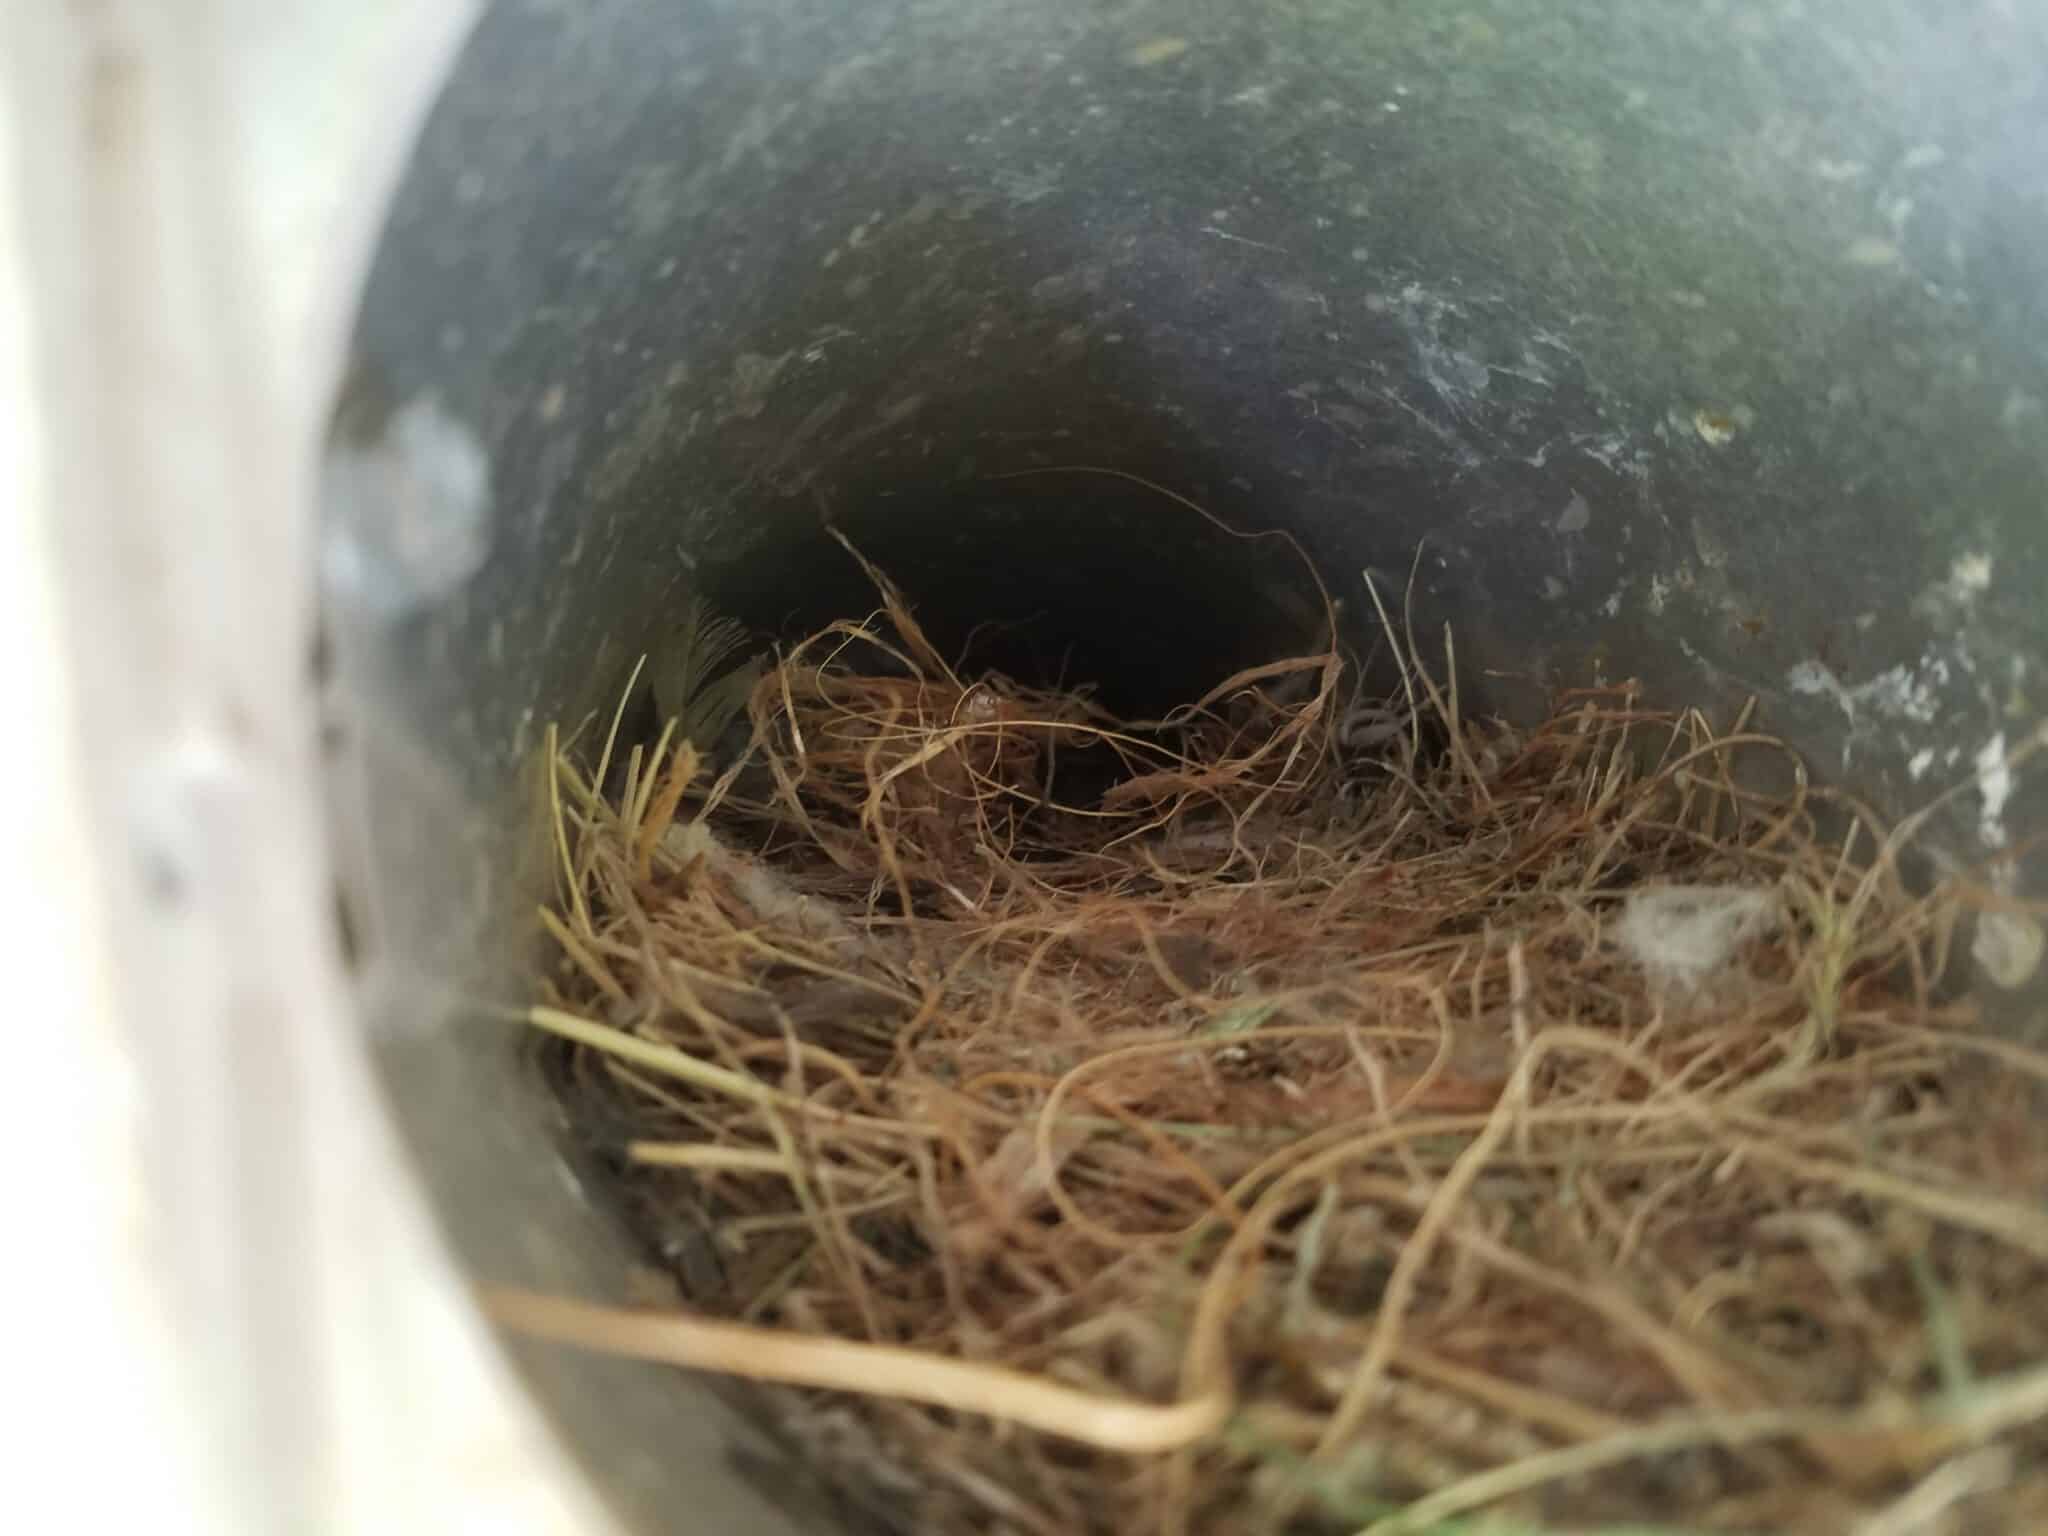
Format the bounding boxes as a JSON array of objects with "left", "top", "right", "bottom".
[{"left": 499, "top": 530, "right": 2048, "bottom": 1536}]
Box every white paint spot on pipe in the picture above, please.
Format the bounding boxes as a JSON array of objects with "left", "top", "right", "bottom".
[
  {"left": 322, "top": 397, "right": 491, "bottom": 617},
  {"left": 1785, "top": 660, "right": 1844, "bottom": 704},
  {"left": 1948, "top": 551, "right": 1993, "bottom": 596},
  {"left": 1129, "top": 37, "right": 1191, "bottom": 66},
  {"left": 1975, "top": 733, "right": 2012, "bottom": 849},
  {"left": 1785, "top": 657, "right": 1946, "bottom": 726},
  {"left": 1862, "top": 661, "right": 1946, "bottom": 723},
  {"left": 2001, "top": 391, "right": 2044, "bottom": 430},
  {"left": 1692, "top": 409, "right": 1738, "bottom": 446}
]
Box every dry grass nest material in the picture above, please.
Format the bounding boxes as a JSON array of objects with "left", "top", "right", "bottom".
[{"left": 497, "top": 531, "right": 2048, "bottom": 1536}]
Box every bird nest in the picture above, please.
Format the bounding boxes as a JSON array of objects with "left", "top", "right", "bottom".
[{"left": 495, "top": 528, "right": 2048, "bottom": 1536}]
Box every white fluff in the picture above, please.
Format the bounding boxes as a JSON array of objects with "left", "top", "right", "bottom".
[
  {"left": 1616, "top": 884, "right": 1780, "bottom": 991},
  {"left": 1973, "top": 910, "right": 2045, "bottom": 991}
]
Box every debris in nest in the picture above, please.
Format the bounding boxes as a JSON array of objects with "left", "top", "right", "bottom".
[
  {"left": 494, "top": 521, "right": 2048, "bottom": 1536},
  {"left": 1615, "top": 883, "right": 1781, "bottom": 995},
  {"left": 1974, "top": 909, "right": 2045, "bottom": 991}
]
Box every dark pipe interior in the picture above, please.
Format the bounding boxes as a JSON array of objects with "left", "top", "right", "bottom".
[
  {"left": 319, "top": 3, "right": 2048, "bottom": 1532},
  {"left": 704, "top": 475, "right": 1331, "bottom": 719}
]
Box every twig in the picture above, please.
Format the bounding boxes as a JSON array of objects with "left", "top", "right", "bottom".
[{"left": 487, "top": 1288, "right": 1230, "bottom": 1454}]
